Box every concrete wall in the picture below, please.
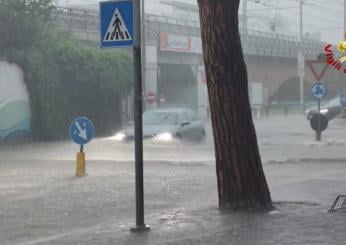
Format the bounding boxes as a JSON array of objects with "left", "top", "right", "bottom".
[
  {"left": 245, "top": 55, "right": 314, "bottom": 100},
  {"left": 0, "top": 61, "right": 31, "bottom": 140},
  {"left": 246, "top": 55, "right": 346, "bottom": 102},
  {"left": 144, "top": 36, "right": 343, "bottom": 116}
]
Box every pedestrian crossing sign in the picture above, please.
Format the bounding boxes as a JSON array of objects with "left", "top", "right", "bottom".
[{"left": 100, "top": 0, "right": 134, "bottom": 48}]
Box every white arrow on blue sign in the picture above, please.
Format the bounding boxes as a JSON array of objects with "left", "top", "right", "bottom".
[
  {"left": 69, "top": 117, "right": 94, "bottom": 145},
  {"left": 312, "top": 82, "right": 327, "bottom": 100},
  {"left": 100, "top": 0, "right": 134, "bottom": 48}
]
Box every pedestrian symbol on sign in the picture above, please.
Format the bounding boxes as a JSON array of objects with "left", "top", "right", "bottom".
[
  {"left": 100, "top": 0, "right": 134, "bottom": 48},
  {"left": 103, "top": 8, "right": 132, "bottom": 42}
]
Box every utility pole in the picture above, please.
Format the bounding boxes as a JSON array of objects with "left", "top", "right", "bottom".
[
  {"left": 298, "top": 0, "right": 305, "bottom": 111},
  {"left": 344, "top": 0, "right": 346, "bottom": 39},
  {"left": 243, "top": 0, "right": 247, "bottom": 34},
  {"left": 299, "top": 0, "right": 303, "bottom": 42}
]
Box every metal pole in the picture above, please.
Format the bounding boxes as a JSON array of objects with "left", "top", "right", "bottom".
[
  {"left": 299, "top": 0, "right": 305, "bottom": 112},
  {"left": 299, "top": 0, "right": 303, "bottom": 43},
  {"left": 243, "top": 0, "right": 247, "bottom": 34},
  {"left": 344, "top": 0, "right": 346, "bottom": 39},
  {"left": 131, "top": 0, "right": 149, "bottom": 232},
  {"left": 299, "top": 68, "right": 304, "bottom": 111},
  {"left": 316, "top": 99, "right": 321, "bottom": 141},
  {"left": 141, "top": 0, "right": 146, "bottom": 110}
]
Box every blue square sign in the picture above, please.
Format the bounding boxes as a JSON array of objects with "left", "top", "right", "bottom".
[{"left": 100, "top": 0, "right": 134, "bottom": 48}]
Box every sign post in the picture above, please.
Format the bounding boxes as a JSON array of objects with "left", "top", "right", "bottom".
[
  {"left": 69, "top": 117, "right": 94, "bottom": 177},
  {"left": 297, "top": 53, "right": 305, "bottom": 111},
  {"left": 311, "top": 82, "right": 327, "bottom": 141},
  {"left": 307, "top": 57, "right": 329, "bottom": 142},
  {"left": 100, "top": 0, "right": 149, "bottom": 231},
  {"left": 131, "top": 0, "right": 149, "bottom": 232}
]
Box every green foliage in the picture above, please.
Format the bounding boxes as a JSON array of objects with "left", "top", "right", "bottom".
[
  {"left": 0, "top": 0, "right": 53, "bottom": 57},
  {"left": 1, "top": 0, "right": 132, "bottom": 140}
]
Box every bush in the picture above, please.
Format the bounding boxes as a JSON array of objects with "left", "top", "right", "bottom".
[
  {"left": 0, "top": 1, "right": 133, "bottom": 140},
  {"left": 21, "top": 32, "right": 132, "bottom": 140}
]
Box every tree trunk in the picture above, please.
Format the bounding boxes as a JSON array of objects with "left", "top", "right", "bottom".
[{"left": 197, "top": 0, "right": 272, "bottom": 211}]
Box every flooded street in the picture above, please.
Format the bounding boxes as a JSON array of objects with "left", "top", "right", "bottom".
[
  {"left": 2, "top": 0, "right": 346, "bottom": 243},
  {"left": 2, "top": 114, "right": 346, "bottom": 164},
  {"left": 1, "top": 114, "right": 346, "bottom": 244}
]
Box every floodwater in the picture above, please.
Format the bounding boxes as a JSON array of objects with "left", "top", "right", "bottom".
[
  {"left": 1, "top": 114, "right": 346, "bottom": 244},
  {"left": 1, "top": 114, "right": 346, "bottom": 164}
]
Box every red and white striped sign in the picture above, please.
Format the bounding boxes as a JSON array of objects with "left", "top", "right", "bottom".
[{"left": 146, "top": 92, "right": 156, "bottom": 104}]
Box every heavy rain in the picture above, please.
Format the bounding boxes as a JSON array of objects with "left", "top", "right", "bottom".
[{"left": 1, "top": 0, "right": 346, "bottom": 244}]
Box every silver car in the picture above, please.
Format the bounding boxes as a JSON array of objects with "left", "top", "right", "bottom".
[{"left": 113, "top": 108, "right": 206, "bottom": 142}]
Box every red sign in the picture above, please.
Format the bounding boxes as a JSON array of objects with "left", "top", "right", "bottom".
[
  {"left": 159, "top": 33, "right": 202, "bottom": 54},
  {"left": 307, "top": 59, "right": 329, "bottom": 81},
  {"left": 160, "top": 33, "right": 191, "bottom": 52},
  {"left": 146, "top": 92, "right": 156, "bottom": 104}
]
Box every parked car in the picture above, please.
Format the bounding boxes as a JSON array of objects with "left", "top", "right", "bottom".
[
  {"left": 305, "top": 97, "right": 342, "bottom": 121},
  {"left": 113, "top": 108, "right": 206, "bottom": 142}
]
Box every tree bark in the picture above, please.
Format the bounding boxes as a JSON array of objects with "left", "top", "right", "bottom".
[{"left": 197, "top": 0, "right": 272, "bottom": 210}]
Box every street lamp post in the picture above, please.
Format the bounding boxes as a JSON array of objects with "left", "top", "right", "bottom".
[
  {"left": 344, "top": 0, "right": 346, "bottom": 39},
  {"left": 298, "top": 0, "right": 305, "bottom": 111},
  {"left": 243, "top": 0, "right": 247, "bottom": 34},
  {"left": 242, "top": 0, "right": 262, "bottom": 34}
]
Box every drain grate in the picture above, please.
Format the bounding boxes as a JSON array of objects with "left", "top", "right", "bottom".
[{"left": 329, "top": 195, "right": 346, "bottom": 213}]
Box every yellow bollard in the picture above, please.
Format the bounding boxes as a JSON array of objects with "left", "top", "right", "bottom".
[{"left": 76, "top": 152, "right": 86, "bottom": 177}]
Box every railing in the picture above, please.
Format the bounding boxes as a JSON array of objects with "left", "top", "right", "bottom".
[
  {"left": 53, "top": 6, "right": 324, "bottom": 58},
  {"left": 145, "top": 13, "right": 200, "bottom": 28},
  {"left": 53, "top": 6, "right": 314, "bottom": 43},
  {"left": 54, "top": 6, "right": 99, "bottom": 20}
]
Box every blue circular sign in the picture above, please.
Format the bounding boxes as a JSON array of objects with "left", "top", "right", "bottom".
[
  {"left": 341, "top": 94, "right": 346, "bottom": 107},
  {"left": 69, "top": 117, "right": 94, "bottom": 145},
  {"left": 312, "top": 82, "right": 327, "bottom": 100}
]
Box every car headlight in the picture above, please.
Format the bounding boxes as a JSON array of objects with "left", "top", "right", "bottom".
[
  {"left": 155, "top": 132, "right": 173, "bottom": 141},
  {"left": 113, "top": 132, "right": 126, "bottom": 141},
  {"left": 320, "top": 109, "right": 328, "bottom": 114}
]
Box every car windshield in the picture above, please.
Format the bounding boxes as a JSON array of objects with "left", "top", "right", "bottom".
[
  {"left": 325, "top": 97, "right": 340, "bottom": 107},
  {"left": 143, "top": 112, "right": 178, "bottom": 125},
  {"left": 306, "top": 97, "right": 340, "bottom": 111}
]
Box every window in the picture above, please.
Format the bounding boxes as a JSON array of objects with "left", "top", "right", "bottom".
[
  {"left": 185, "top": 110, "right": 197, "bottom": 121},
  {"left": 143, "top": 112, "right": 178, "bottom": 125},
  {"left": 180, "top": 111, "right": 190, "bottom": 122}
]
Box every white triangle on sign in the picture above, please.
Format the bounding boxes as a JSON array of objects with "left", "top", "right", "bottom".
[{"left": 103, "top": 8, "right": 132, "bottom": 42}]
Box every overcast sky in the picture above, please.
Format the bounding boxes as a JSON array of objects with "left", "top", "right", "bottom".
[
  {"left": 58, "top": 0, "right": 344, "bottom": 43},
  {"left": 244, "top": 0, "right": 344, "bottom": 44}
]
